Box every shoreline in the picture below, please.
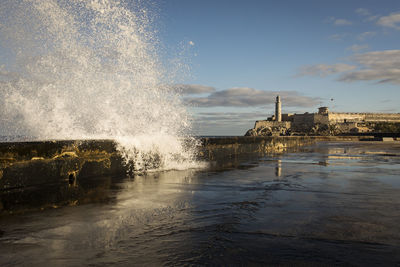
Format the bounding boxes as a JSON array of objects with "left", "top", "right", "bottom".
[{"left": 0, "top": 135, "right": 394, "bottom": 215}]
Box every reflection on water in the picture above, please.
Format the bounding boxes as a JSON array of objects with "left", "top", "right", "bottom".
[
  {"left": 1, "top": 142, "right": 400, "bottom": 266},
  {"left": 275, "top": 159, "right": 282, "bottom": 177}
]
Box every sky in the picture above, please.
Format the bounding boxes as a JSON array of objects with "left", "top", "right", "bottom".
[
  {"left": 156, "top": 0, "right": 400, "bottom": 135},
  {"left": 1, "top": 0, "right": 399, "bottom": 137}
]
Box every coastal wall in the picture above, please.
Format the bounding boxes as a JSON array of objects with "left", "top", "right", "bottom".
[
  {"left": 0, "top": 140, "right": 125, "bottom": 214},
  {"left": 199, "top": 136, "right": 364, "bottom": 164},
  {"left": 328, "top": 113, "right": 400, "bottom": 123},
  {"left": 0, "top": 136, "right": 370, "bottom": 214},
  {"left": 291, "top": 112, "right": 400, "bottom": 126}
]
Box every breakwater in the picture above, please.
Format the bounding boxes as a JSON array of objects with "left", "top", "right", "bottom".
[{"left": 0, "top": 136, "right": 370, "bottom": 214}]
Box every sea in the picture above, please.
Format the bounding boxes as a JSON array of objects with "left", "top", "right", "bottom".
[{"left": 1, "top": 141, "right": 399, "bottom": 266}]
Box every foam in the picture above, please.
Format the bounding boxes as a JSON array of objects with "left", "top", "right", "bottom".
[{"left": 0, "top": 0, "right": 203, "bottom": 171}]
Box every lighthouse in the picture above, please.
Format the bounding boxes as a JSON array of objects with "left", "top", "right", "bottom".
[{"left": 275, "top": 95, "right": 282, "bottom": 122}]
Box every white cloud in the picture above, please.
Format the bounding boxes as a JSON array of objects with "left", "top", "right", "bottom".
[
  {"left": 339, "top": 50, "right": 400, "bottom": 84},
  {"left": 357, "top": 31, "right": 376, "bottom": 41},
  {"left": 299, "top": 50, "right": 400, "bottom": 85},
  {"left": 173, "top": 84, "right": 215, "bottom": 95},
  {"left": 377, "top": 12, "right": 400, "bottom": 29},
  {"left": 334, "top": 19, "right": 352, "bottom": 26},
  {"left": 325, "top": 16, "right": 352, "bottom": 26},
  {"left": 346, "top": 44, "right": 369, "bottom": 53},
  {"left": 196, "top": 111, "right": 268, "bottom": 123},
  {"left": 324, "top": 16, "right": 335, "bottom": 23},
  {"left": 352, "top": 50, "right": 400, "bottom": 69},
  {"left": 366, "top": 15, "right": 379, "bottom": 22},
  {"left": 355, "top": 8, "right": 378, "bottom": 22},
  {"left": 328, "top": 33, "right": 347, "bottom": 41},
  {"left": 185, "top": 87, "right": 320, "bottom": 108},
  {"left": 355, "top": 8, "right": 370, "bottom": 16},
  {"left": 298, "top": 64, "right": 356, "bottom": 77}
]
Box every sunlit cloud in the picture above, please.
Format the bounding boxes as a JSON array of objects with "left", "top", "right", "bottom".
[
  {"left": 339, "top": 50, "right": 400, "bottom": 84},
  {"left": 325, "top": 16, "right": 352, "bottom": 26},
  {"left": 173, "top": 84, "right": 216, "bottom": 95},
  {"left": 334, "top": 18, "right": 352, "bottom": 26},
  {"left": 377, "top": 12, "right": 400, "bottom": 29},
  {"left": 355, "top": 8, "right": 370, "bottom": 16},
  {"left": 298, "top": 64, "right": 356, "bottom": 77},
  {"left": 185, "top": 87, "right": 320, "bottom": 108},
  {"left": 299, "top": 50, "right": 400, "bottom": 85},
  {"left": 357, "top": 31, "right": 376, "bottom": 41},
  {"left": 328, "top": 33, "right": 347, "bottom": 41},
  {"left": 346, "top": 44, "right": 369, "bottom": 53}
]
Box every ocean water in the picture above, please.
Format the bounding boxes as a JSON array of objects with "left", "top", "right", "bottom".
[{"left": 1, "top": 141, "right": 399, "bottom": 266}]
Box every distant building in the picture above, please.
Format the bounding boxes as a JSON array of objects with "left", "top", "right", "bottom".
[{"left": 245, "top": 96, "right": 400, "bottom": 136}]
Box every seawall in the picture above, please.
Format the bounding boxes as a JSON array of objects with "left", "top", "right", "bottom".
[{"left": 0, "top": 136, "right": 369, "bottom": 214}]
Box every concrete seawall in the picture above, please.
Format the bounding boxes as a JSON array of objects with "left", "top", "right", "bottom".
[
  {"left": 199, "top": 136, "right": 364, "bottom": 161},
  {"left": 0, "top": 136, "right": 369, "bottom": 214}
]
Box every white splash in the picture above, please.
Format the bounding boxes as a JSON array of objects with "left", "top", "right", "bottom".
[{"left": 0, "top": 0, "right": 203, "bottom": 171}]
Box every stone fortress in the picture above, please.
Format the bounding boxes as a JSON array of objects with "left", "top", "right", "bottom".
[{"left": 245, "top": 96, "right": 400, "bottom": 136}]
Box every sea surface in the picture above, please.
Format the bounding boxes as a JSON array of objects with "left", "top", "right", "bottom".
[{"left": 1, "top": 142, "right": 400, "bottom": 266}]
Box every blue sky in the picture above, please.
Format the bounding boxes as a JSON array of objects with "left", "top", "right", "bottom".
[{"left": 157, "top": 0, "right": 400, "bottom": 135}]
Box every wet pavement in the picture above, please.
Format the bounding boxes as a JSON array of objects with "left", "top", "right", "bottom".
[{"left": 1, "top": 141, "right": 400, "bottom": 266}]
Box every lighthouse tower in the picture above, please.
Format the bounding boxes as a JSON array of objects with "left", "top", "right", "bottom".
[{"left": 275, "top": 95, "right": 282, "bottom": 122}]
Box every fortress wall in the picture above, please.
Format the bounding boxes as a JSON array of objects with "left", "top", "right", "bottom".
[
  {"left": 313, "top": 114, "right": 329, "bottom": 125},
  {"left": 292, "top": 113, "right": 315, "bottom": 126},
  {"left": 328, "top": 113, "right": 400, "bottom": 123},
  {"left": 282, "top": 114, "right": 294, "bottom": 122},
  {"left": 328, "top": 113, "right": 365, "bottom": 123},
  {"left": 254, "top": 121, "right": 291, "bottom": 129},
  {"left": 364, "top": 113, "right": 400, "bottom": 122}
]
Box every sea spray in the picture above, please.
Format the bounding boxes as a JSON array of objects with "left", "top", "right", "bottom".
[
  {"left": 0, "top": 0, "right": 202, "bottom": 171},
  {"left": 117, "top": 135, "right": 201, "bottom": 172}
]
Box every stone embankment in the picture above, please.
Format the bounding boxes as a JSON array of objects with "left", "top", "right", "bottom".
[{"left": 0, "top": 136, "right": 369, "bottom": 214}]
